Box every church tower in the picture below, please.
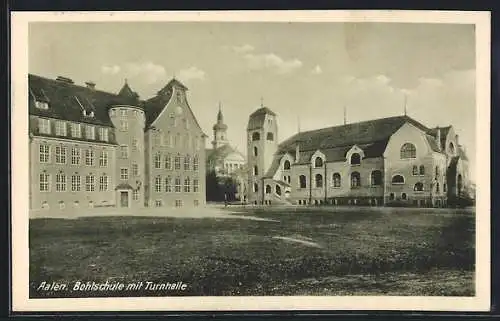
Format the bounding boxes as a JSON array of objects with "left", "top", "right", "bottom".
[
  {"left": 246, "top": 102, "right": 278, "bottom": 204},
  {"left": 212, "top": 103, "right": 229, "bottom": 149}
]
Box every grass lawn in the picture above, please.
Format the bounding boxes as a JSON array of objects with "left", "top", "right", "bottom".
[{"left": 29, "top": 206, "right": 475, "bottom": 297}]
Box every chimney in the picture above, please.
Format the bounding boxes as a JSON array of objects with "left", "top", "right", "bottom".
[
  {"left": 435, "top": 127, "right": 441, "bottom": 151},
  {"left": 295, "top": 142, "right": 300, "bottom": 163},
  {"left": 85, "top": 81, "right": 96, "bottom": 90},
  {"left": 55, "top": 76, "right": 74, "bottom": 84}
]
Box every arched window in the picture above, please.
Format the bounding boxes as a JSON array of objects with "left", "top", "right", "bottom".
[
  {"left": 253, "top": 165, "right": 258, "bottom": 176},
  {"left": 457, "top": 174, "right": 463, "bottom": 193},
  {"left": 414, "top": 182, "right": 424, "bottom": 191},
  {"left": 435, "top": 166, "right": 439, "bottom": 179},
  {"left": 275, "top": 185, "right": 281, "bottom": 195},
  {"left": 253, "top": 183, "right": 259, "bottom": 192},
  {"left": 351, "top": 172, "right": 361, "bottom": 188},
  {"left": 401, "top": 193, "right": 407, "bottom": 200},
  {"left": 350, "top": 153, "right": 361, "bottom": 165},
  {"left": 252, "top": 132, "right": 260, "bottom": 141},
  {"left": 392, "top": 175, "right": 405, "bottom": 184},
  {"left": 412, "top": 165, "right": 418, "bottom": 176},
  {"left": 265, "top": 185, "right": 271, "bottom": 194},
  {"left": 436, "top": 182, "right": 440, "bottom": 193},
  {"left": 419, "top": 165, "right": 425, "bottom": 175},
  {"left": 314, "top": 157, "right": 323, "bottom": 168},
  {"left": 283, "top": 160, "right": 291, "bottom": 170},
  {"left": 315, "top": 174, "right": 323, "bottom": 188},
  {"left": 332, "top": 173, "right": 341, "bottom": 187},
  {"left": 400, "top": 143, "right": 416, "bottom": 159},
  {"left": 449, "top": 142, "right": 455, "bottom": 154},
  {"left": 266, "top": 132, "right": 274, "bottom": 141},
  {"left": 299, "top": 175, "right": 307, "bottom": 189},
  {"left": 253, "top": 146, "right": 258, "bottom": 156},
  {"left": 371, "top": 170, "right": 382, "bottom": 186}
]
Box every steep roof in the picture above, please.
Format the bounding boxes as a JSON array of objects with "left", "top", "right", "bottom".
[
  {"left": 428, "top": 126, "right": 451, "bottom": 151},
  {"left": 247, "top": 106, "right": 276, "bottom": 131},
  {"left": 263, "top": 115, "right": 445, "bottom": 178},
  {"left": 28, "top": 74, "right": 143, "bottom": 127}
]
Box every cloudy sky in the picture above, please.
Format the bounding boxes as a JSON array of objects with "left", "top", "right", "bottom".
[{"left": 29, "top": 21, "right": 476, "bottom": 180}]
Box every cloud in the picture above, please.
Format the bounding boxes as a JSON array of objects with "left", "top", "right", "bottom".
[
  {"left": 231, "top": 44, "right": 255, "bottom": 54},
  {"left": 178, "top": 66, "right": 206, "bottom": 82},
  {"left": 125, "top": 62, "right": 166, "bottom": 84},
  {"left": 311, "top": 65, "right": 323, "bottom": 75},
  {"left": 101, "top": 64, "right": 121, "bottom": 75},
  {"left": 243, "top": 52, "right": 303, "bottom": 74}
]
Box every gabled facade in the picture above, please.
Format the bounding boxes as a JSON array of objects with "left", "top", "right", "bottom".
[
  {"left": 247, "top": 108, "right": 471, "bottom": 208},
  {"left": 29, "top": 74, "right": 207, "bottom": 212}
]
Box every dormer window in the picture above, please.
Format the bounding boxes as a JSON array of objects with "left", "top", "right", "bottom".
[
  {"left": 30, "top": 88, "right": 50, "bottom": 109},
  {"left": 350, "top": 153, "right": 361, "bottom": 165},
  {"left": 35, "top": 101, "right": 49, "bottom": 110}
]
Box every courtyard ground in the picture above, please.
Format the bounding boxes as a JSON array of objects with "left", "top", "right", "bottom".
[{"left": 29, "top": 206, "right": 475, "bottom": 297}]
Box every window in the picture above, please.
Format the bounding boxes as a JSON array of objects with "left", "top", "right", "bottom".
[
  {"left": 174, "top": 155, "right": 181, "bottom": 170},
  {"left": 55, "top": 121, "right": 67, "bottom": 136},
  {"left": 444, "top": 183, "right": 447, "bottom": 193},
  {"left": 165, "top": 155, "right": 172, "bottom": 170},
  {"left": 412, "top": 165, "right": 418, "bottom": 176},
  {"left": 120, "top": 145, "right": 129, "bottom": 159},
  {"left": 194, "top": 136, "right": 200, "bottom": 150},
  {"left": 193, "top": 179, "right": 199, "bottom": 192},
  {"left": 457, "top": 174, "right": 463, "bottom": 193},
  {"left": 401, "top": 193, "right": 407, "bottom": 200},
  {"left": 55, "top": 146, "right": 67, "bottom": 164},
  {"left": 85, "top": 174, "right": 95, "bottom": 192},
  {"left": 71, "top": 174, "right": 81, "bottom": 192},
  {"left": 99, "top": 150, "right": 108, "bottom": 167},
  {"left": 69, "top": 124, "right": 81, "bottom": 139},
  {"left": 39, "top": 144, "right": 50, "bottom": 163},
  {"left": 350, "top": 153, "right": 361, "bottom": 165},
  {"left": 275, "top": 185, "right": 282, "bottom": 195},
  {"left": 155, "top": 200, "right": 163, "bottom": 207},
  {"left": 267, "top": 132, "right": 274, "bottom": 141},
  {"left": 155, "top": 176, "right": 162, "bottom": 192},
  {"left": 332, "top": 173, "right": 341, "bottom": 187},
  {"left": 184, "top": 155, "right": 191, "bottom": 170},
  {"left": 85, "top": 125, "right": 95, "bottom": 140},
  {"left": 35, "top": 100, "right": 49, "bottom": 110},
  {"left": 133, "top": 190, "right": 139, "bottom": 200},
  {"left": 253, "top": 183, "right": 259, "bottom": 192},
  {"left": 314, "top": 157, "right": 323, "bottom": 168},
  {"left": 132, "top": 163, "right": 139, "bottom": 177},
  {"left": 392, "top": 175, "right": 405, "bottom": 184},
  {"left": 252, "top": 132, "right": 260, "bottom": 141},
  {"left": 175, "top": 134, "right": 182, "bottom": 147},
  {"left": 283, "top": 160, "right": 291, "bottom": 170},
  {"left": 194, "top": 200, "right": 199, "bottom": 206},
  {"left": 120, "top": 109, "right": 127, "bottom": 117},
  {"left": 351, "top": 172, "right": 361, "bottom": 188},
  {"left": 436, "top": 182, "right": 440, "bottom": 193},
  {"left": 400, "top": 143, "right": 416, "bottom": 159},
  {"left": 99, "top": 174, "right": 109, "bottom": 192},
  {"left": 153, "top": 133, "right": 162, "bottom": 146},
  {"left": 414, "top": 182, "right": 424, "bottom": 192},
  {"left": 193, "top": 156, "right": 199, "bottom": 171},
  {"left": 132, "top": 138, "right": 139, "bottom": 151},
  {"left": 265, "top": 185, "right": 271, "bottom": 194},
  {"left": 120, "top": 120, "right": 128, "bottom": 131},
  {"left": 175, "top": 177, "right": 181, "bottom": 192},
  {"left": 253, "top": 166, "right": 259, "bottom": 176},
  {"left": 371, "top": 170, "right": 382, "bottom": 186},
  {"left": 315, "top": 174, "right": 323, "bottom": 188},
  {"left": 175, "top": 200, "right": 183, "bottom": 208},
  {"left": 38, "top": 118, "right": 51, "bottom": 134},
  {"left": 55, "top": 173, "right": 66, "bottom": 192},
  {"left": 165, "top": 176, "right": 172, "bottom": 192},
  {"left": 389, "top": 193, "right": 395, "bottom": 200},
  {"left": 299, "top": 175, "right": 307, "bottom": 189},
  {"left": 435, "top": 166, "right": 439, "bottom": 180},
  {"left": 110, "top": 109, "right": 116, "bottom": 117},
  {"left": 449, "top": 142, "right": 455, "bottom": 154},
  {"left": 99, "top": 128, "right": 109, "bottom": 142},
  {"left": 85, "top": 149, "right": 94, "bottom": 166},
  {"left": 71, "top": 147, "right": 80, "bottom": 165},
  {"left": 419, "top": 165, "right": 425, "bottom": 176},
  {"left": 120, "top": 168, "right": 129, "bottom": 180},
  {"left": 183, "top": 119, "right": 189, "bottom": 130},
  {"left": 253, "top": 147, "right": 258, "bottom": 156},
  {"left": 184, "top": 177, "right": 191, "bottom": 192},
  {"left": 154, "top": 153, "right": 161, "bottom": 169},
  {"left": 185, "top": 134, "right": 191, "bottom": 149}
]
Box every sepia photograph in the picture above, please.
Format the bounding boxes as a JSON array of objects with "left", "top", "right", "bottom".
[{"left": 11, "top": 10, "right": 490, "bottom": 312}]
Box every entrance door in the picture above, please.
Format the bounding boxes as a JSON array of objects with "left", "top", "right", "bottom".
[{"left": 120, "top": 191, "right": 129, "bottom": 207}]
